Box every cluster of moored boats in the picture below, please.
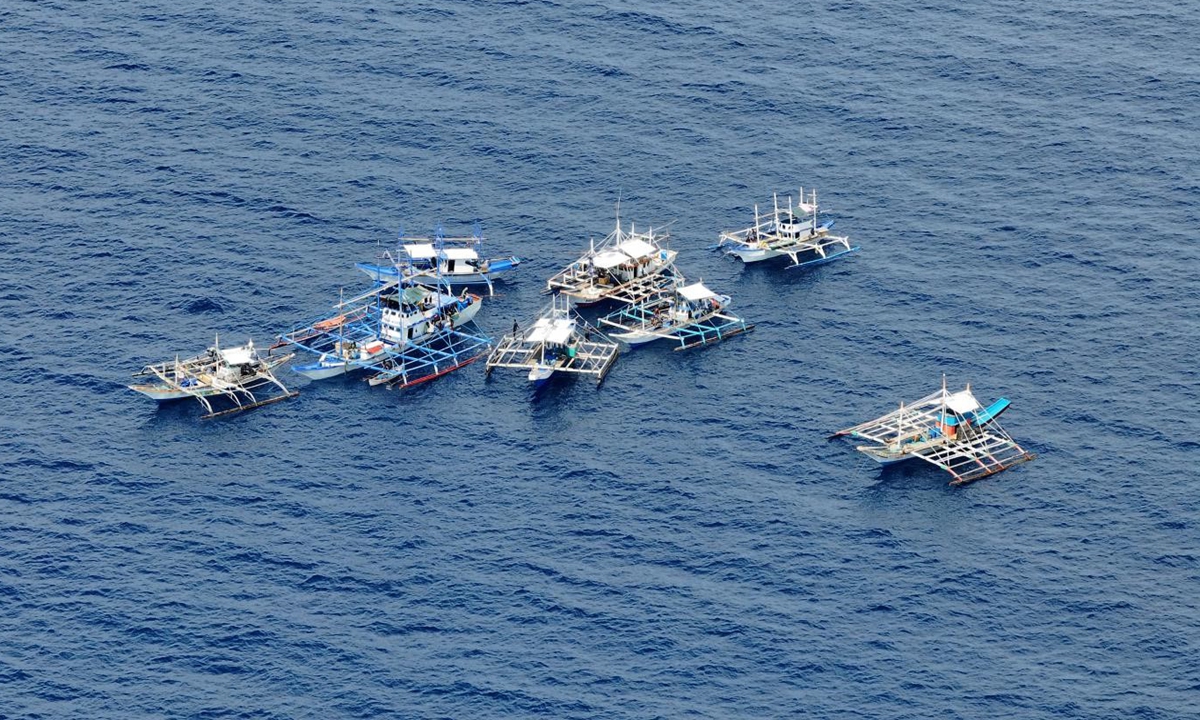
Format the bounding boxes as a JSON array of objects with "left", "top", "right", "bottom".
[{"left": 130, "top": 189, "right": 1034, "bottom": 485}]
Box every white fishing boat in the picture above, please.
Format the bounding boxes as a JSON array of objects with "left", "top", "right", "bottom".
[
  {"left": 277, "top": 279, "right": 490, "bottom": 388},
  {"left": 832, "top": 377, "right": 1035, "bottom": 485},
  {"left": 129, "top": 337, "right": 298, "bottom": 418},
  {"left": 599, "top": 280, "right": 754, "bottom": 350},
  {"left": 356, "top": 223, "right": 521, "bottom": 295},
  {"left": 717, "top": 188, "right": 859, "bottom": 268},
  {"left": 485, "top": 295, "right": 620, "bottom": 386},
  {"left": 546, "top": 212, "right": 681, "bottom": 305}
]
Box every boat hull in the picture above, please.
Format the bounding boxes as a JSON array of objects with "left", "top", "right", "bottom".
[
  {"left": 128, "top": 383, "right": 221, "bottom": 402},
  {"left": 292, "top": 360, "right": 355, "bottom": 380},
  {"left": 725, "top": 246, "right": 783, "bottom": 263},
  {"left": 528, "top": 365, "right": 556, "bottom": 385},
  {"left": 608, "top": 329, "right": 665, "bottom": 346}
]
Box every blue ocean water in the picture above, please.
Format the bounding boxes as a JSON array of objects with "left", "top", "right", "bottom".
[{"left": 2, "top": 0, "right": 1199, "bottom": 716}]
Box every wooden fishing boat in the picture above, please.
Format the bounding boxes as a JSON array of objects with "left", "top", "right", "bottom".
[
  {"left": 276, "top": 279, "right": 490, "bottom": 389},
  {"left": 356, "top": 223, "right": 521, "bottom": 295},
  {"left": 485, "top": 296, "right": 619, "bottom": 386},
  {"left": 831, "top": 378, "right": 1035, "bottom": 485},
  {"left": 599, "top": 280, "right": 754, "bottom": 350},
  {"left": 129, "top": 337, "right": 298, "bottom": 418},
  {"left": 546, "top": 213, "right": 681, "bottom": 305},
  {"left": 717, "top": 188, "right": 859, "bottom": 268}
]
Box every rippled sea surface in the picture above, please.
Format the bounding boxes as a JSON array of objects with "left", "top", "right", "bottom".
[{"left": 2, "top": 1, "right": 1198, "bottom": 717}]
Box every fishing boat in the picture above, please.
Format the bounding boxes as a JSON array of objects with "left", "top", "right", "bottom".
[
  {"left": 831, "top": 378, "right": 1035, "bottom": 485},
  {"left": 485, "top": 295, "right": 620, "bottom": 386},
  {"left": 598, "top": 280, "right": 755, "bottom": 350},
  {"left": 717, "top": 188, "right": 859, "bottom": 268},
  {"left": 129, "top": 337, "right": 298, "bottom": 418},
  {"left": 356, "top": 223, "right": 521, "bottom": 295},
  {"left": 546, "top": 213, "right": 681, "bottom": 305},
  {"left": 276, "top": 279, "right": 491, "bottom": 389}
]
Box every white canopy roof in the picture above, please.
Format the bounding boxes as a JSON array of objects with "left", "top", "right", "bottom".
[
  {"left": 678, "top": 282, "right": 717, "bottom": 301},
  {"left": 616, "top": 237, "right": 657, "bottom": 259},
  {"left": 945, "top": 389, "right": 981, "bottom": 414},
  {"left": 220, "top": 347, "right": 255, "bottom": 366},
  {"left": 441, "top": 247, "right": 479, "bottom": 261},
  {"left": 527, "top": 317, "right": 575, "bottom": 344},
  {"left": 592, "top": 250, "right": 630, "bottom": 270},
  {"left": 404, "top": 243, "right": 437, "bottom": 259}
]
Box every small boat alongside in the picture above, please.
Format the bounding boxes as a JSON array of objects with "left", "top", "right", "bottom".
[
  {"left": 276, "top": 279, "right": 491, "bottom": 389},
  {"left": 356, "top": 224, "right": 521, "bottom": 295},
  {"left": 485, "top": 296, "right": 619, "bottom": 386},
  {"left": 129, "top": 337, "right": 298, "bottom": 418},
  {"left": 546, "top": 214, "right": 681, "bottom": 305},
  {"left": 717, "top": 188, "right": 859, "bottom": 269},
  {"left": 599, "top": 280, "right": 754, "bottom": 350},
  {"left": 831, "top": 377, "right": 1034, "bottom": 485}
]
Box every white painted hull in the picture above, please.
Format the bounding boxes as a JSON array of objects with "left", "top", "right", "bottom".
[
  {"left": 608, "top": 329, "right": 665, "bottom": 346},
  {"left": 293, "top": 361, "right": 355, "bottom": 381},
  {"left": 528, "top": 365, "right": 556, "bottom": 384},
  {"left": 128, "top": 384, "right": 220, "bottom": 402},
  {"left": 726, "top": 246, "right": 784, "bottom": 263}
]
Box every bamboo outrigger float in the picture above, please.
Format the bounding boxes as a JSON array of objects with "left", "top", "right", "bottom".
[
  {"left": 129, "top": 337, "right": 298, "bottom": 418},
  {"left": 485, "top": 295, "right": 619, "bottom": 386},
  {"left": 717, "top": 188, "right": 859, "bottom": 269},
  {"left": 546, "top": 213, "right": 681, "bottom": 305},
  {"left": 275, "top": 278, "right": 492, "bottom": 390},
  {"left": 356, "top": 223, "right": 522, "bottom": 296},
  {"left": 832, "top": 378, "right": 1035, "bottom": 485},
  {"left": 598, "top": 280, "right": 755, "bottom": 350}
]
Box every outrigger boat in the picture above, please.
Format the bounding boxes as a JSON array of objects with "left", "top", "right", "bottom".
[
  {"left": 276, "top": 279, "right": 491, "bottom": 389},
  {"left": 831, "top": 378, "right": 1035, "bottom": 485},
  {"left": 717, "top": 188, "right": 859, "bottom": 268},
  {"left": 356, "top": 223, "right": 521, "bottom": 296},
  {"left": 546, "top": 214, "right": 681, "bottom": 305},
  {"left": 485, "top": 295, "right": 620, "bottom": 386},
  {"left": 599, "top": 280, "right": 755, "bottom": 350},
  {"left": 129, "top": 337, "right": 298, "bottom": 418}
]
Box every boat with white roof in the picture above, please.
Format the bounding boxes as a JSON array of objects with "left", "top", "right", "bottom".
[
  {"left": 717, "top": 188, "right": 859, "bottom": 268},
  {"left": 357, "top": 223, "right": 521, "bottom": 295},
  {"left": 276, "top": 278, "right": 490, "bottom": 389},
  {"left": 831, "top": 377, "right": 1035, "bottom": 485},
  {"left": 129, "top": 337, "right": 298, "bottom": 418},
  {"left": 599, "top": 279, "right": 754, "bottom": 350},
  {"left": 546, "top": 213, "right": 681, "bottom": 305},
  {"left": 485, "top": 295, "right": 620, "bottom": 386}
]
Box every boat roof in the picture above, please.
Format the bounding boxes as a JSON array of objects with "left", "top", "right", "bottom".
[
  {"left": 220, "top": 346, "right": 255, "bottom": 366},
  {"left": 527, "top": 317, "right": 574, "bottom": 344},
  {"left": 441, "top": 247, "right": 479, "bottom": 260},
  {"left": 592, "top": 250, "right": 630, "bottom": 270},
  {"left": 616, "top": 237, "right": 656, "bottom": 259},
  {"left": 404, "top": 243, "right": 437, "bottom": 259},
  {"left": 945, "top": 389, "right": 981, "bottom": 414},
  {"left": 678, "top": 282, "right": 717, "bottom": 301}
]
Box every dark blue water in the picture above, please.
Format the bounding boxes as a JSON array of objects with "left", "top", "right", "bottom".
[{"left": 3, "top": 1, "right": 1198, "bottom": 717}]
